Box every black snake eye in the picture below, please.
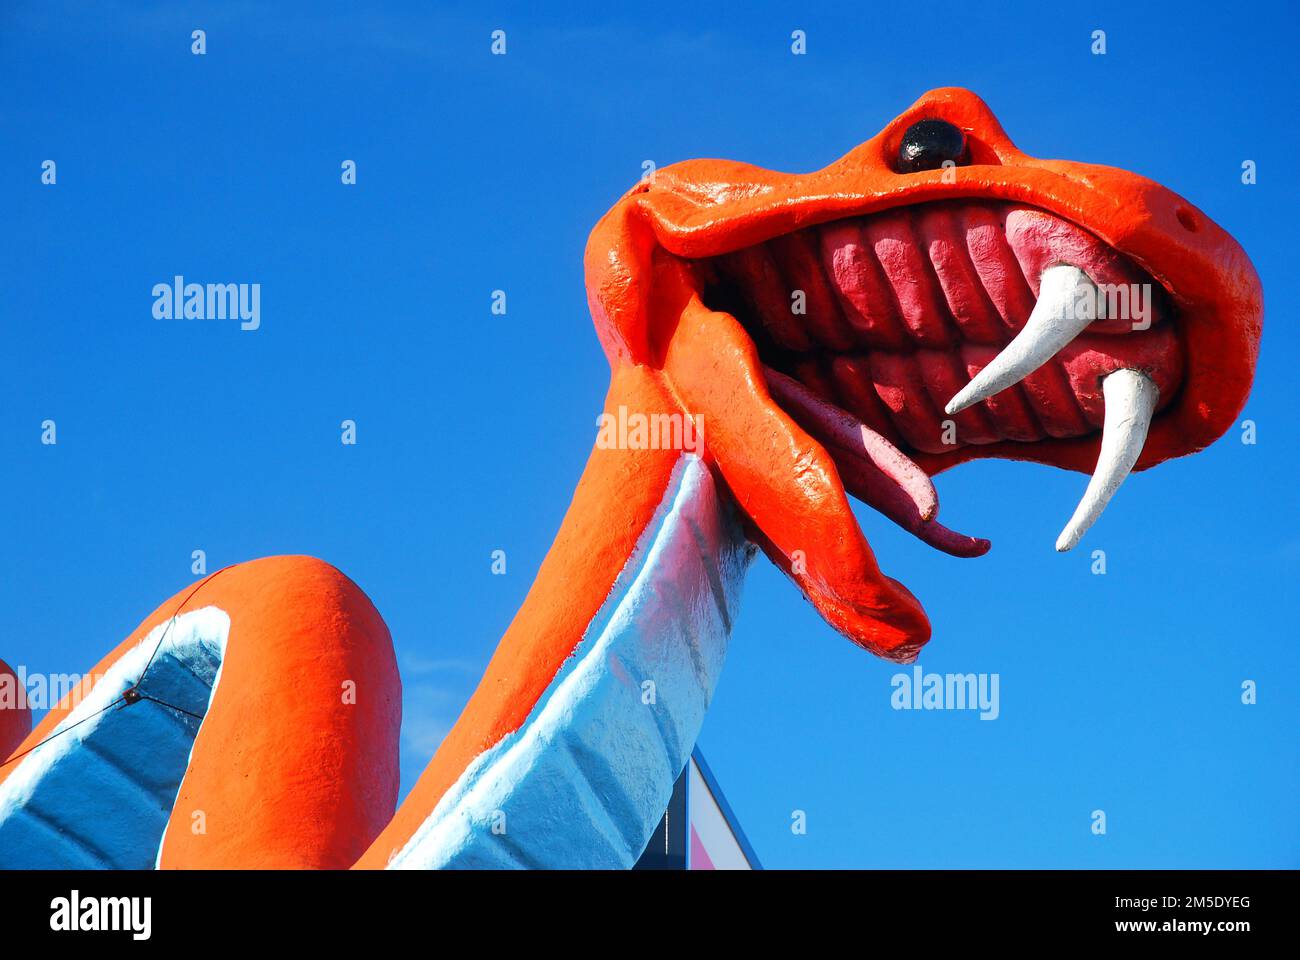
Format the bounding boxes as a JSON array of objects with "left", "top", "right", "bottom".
[{"left": 897, "top": 119, "right": 969, "bottom": 173}]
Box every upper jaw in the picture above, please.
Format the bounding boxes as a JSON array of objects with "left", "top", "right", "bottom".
[
  {"left": 586, "top": 87, "right": 1261, "bottom": 479},
  {"left": 582, "top": 87, "right": 1262, "bottom": 661}
]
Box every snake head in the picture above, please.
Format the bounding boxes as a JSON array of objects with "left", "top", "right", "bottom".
[{"left": 583, "top": 87, "right": 1262, "bottom": 663}]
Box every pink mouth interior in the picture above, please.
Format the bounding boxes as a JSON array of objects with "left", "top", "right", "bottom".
[
  {"left": 691, "top": 199, "right": 1186, "bottom": 557},
  {"left": 695, "top": 199, "right": 1184, "bottom": 454}
]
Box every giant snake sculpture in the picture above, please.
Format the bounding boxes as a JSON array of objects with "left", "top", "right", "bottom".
[{"left": 0, "top": 89, "right": 1261, "bottom": 869}]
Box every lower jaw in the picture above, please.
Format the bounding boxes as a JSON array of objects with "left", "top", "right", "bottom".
[{"left": 770, "top": 330, "right": 1183, "bottom": 455}]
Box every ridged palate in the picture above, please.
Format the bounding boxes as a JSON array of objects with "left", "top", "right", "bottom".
[{"left": 698, "top": 199, "right": 1185, "bottom": 454}]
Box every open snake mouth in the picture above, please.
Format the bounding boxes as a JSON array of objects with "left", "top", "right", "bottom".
[
  {"left": 585, "top": 87, "right": 1262, "bottom": 661},
  {"left": 692, "top": 198, "right": 1185, "bottom": 556}
]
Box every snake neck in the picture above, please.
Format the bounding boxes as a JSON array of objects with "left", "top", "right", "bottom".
[{"left": 359, "top": 366, "right": 754, "bottom": 868}]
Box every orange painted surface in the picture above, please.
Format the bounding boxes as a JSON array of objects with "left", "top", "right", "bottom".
[
  {"left": 586, "top": 88, "right": 1260, "bottom": 478},
  {"left": 664, "top": 270, "right": 930, "bottom": 656},
  {"left": 356, "top": 365, "right": 685, "bottom": 867},
  {"left": 363, "top": 89, "right": 1261, "bottom": 857},
  {"left": 0, "top": 556, "right": 401, "bottom": 869},
  {"left": 577, "top": 86, "right": 1261, "bottom": 661},
  {"left": 3, "top": 89, "right": 1261, "bottom": 867}
]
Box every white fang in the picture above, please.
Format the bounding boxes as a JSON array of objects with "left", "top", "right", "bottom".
[
  {"left": 1055, "top": 368, "right": 1159, "bottom": 552},
  {"left": 946, "top": 264, "right": 1101, "bottom": 415}
]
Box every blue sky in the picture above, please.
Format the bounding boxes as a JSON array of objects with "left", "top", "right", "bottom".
[{"left": 2, "top": 0, "right": 1296, "bottom": 868}]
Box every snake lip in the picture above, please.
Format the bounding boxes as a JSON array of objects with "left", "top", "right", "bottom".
[{"left": 582, "top": 86, "right": 1262, "bottom": 660}]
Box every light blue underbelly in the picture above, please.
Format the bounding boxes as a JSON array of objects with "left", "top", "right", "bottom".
[
  {"left": 388, "top": 453, "right": 754, "bottom": 869},
  {"left": 0, "top": 608, "right": 228, "bottom": 868}
]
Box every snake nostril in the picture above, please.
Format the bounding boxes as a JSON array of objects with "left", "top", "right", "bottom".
[
  {"left": 897, "top": 119, "right": 969, "bottom": 173},
  {"left": 1175, "top": 206, "right": 1199, "bottom": 232}
]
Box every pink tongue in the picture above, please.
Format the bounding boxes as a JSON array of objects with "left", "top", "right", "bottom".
[
  {"left": 765, "top": 369, "right": 937, "bottom": 518},
  {"left": 764, "top": 368, "right": 989, "bottom": 558},
  {"left": 836, "top": 455, "right": 990, "bottom": 558}
]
